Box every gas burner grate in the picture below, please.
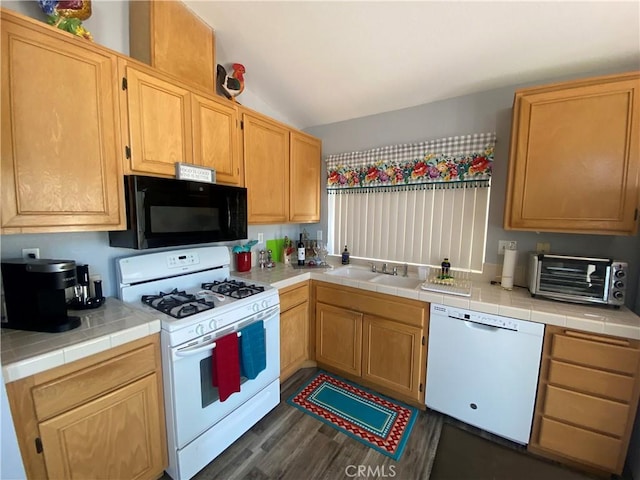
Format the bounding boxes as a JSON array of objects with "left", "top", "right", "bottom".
[
  {"left": 201, "top": 279, "right": 265, "bottom": 299},
  {"left": 141, "top": 288, "right": 215, "bottom": 319}
]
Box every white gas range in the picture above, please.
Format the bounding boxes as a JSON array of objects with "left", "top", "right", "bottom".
[{"left": 117, "top": 246, "right": 280, "bottom": 480}]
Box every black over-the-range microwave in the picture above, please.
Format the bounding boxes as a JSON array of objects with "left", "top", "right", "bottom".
[{"left": 109, "top": 175, "right": 248, "bottom": 249}]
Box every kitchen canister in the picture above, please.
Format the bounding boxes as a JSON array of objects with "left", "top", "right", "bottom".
[{"left": 236, "top": 252, "right": 251, "bottom": 272}]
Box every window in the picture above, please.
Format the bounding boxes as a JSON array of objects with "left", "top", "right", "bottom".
[{"left": 326, "top": 133, "right": 495, "bottom": 273}]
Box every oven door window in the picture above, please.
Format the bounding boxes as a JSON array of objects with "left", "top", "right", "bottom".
[
  {"left": 199, "top": 355, "right": 248, "bottom": 408},
  {"left": 538, "top": 257, "right": 609, "bottom": 300}
]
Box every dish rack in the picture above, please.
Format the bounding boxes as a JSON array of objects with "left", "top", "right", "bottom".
[{"left": 420, "top": 271, "right": 472, "bottom": 297}]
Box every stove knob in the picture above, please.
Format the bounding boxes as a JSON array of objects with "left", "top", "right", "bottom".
[
  {"left": 613, "top": 291, "right": 624, "bottom": 300},
  {"left": 209, "top": 320, "right": 216, "bottom": 330},
  {"left": 252, "top": 303, "right": 259, "bottom": 313},
  {"left": 195, "top": 324, "right": 204, "bottom": 336},
  {"left": 262, "top": 300, "right": 268, "bottom": 309},
  {"left": 614, "top": 280, "right": 625, "bottom": 289},
  {"left": 615, "top": 269, "right": 626, "bottom": 279}
]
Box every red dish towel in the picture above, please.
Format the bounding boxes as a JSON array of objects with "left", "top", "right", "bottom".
[{"left": 211, "top": 333, "right": 240, "bottom": 401}]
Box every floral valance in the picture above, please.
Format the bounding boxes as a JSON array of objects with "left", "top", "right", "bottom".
[{"left": 326, "top": 132, "right": 496, "bottom": 193}]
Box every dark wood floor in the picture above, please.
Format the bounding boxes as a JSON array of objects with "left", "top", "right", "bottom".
[
  {"left": 171, "top": 368, "right": 612, "bottom": 480},
  {"left": 187, "top": 368, "right": 442, "bottom": 480}
]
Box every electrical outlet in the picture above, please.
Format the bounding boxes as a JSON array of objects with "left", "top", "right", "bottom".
[
  {"left": 22, "top": 248, "right": 40, "bottom": 259},
  {"left": 317, "top": 230, "right": 323, "bottom": 242},
  {"left": 257, "top": 233, "right": 264, "bottom": 244},
  {"left": 536, "top": 242, "right": 551, "bottom": 254},
  {"left": 498, "top": 241, "right": 517, "bottom": 255}
]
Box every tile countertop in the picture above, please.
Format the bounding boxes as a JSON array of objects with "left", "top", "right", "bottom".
[
  {"left": 236, "top": 262, "right": 640, "bottom": 341},
  {"left": 1, "top": 298, "right": 160, "bottom": 383},
  {"left": 3, "top": 262, "right": 638, "bottom": 384}
]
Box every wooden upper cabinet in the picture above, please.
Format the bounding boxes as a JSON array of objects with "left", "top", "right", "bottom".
[
  {"left": 192, "top": 93, "right": 241, "bottom": 185},
  {"left": 504, "top": 72, "right": 640, "bottom": 235},
  {"left": 0, "top": 10, "right": 125, "bottom": 233},
  {"left": 129, "top": 0, "right": 215, "bottom": 92},
  {"left": 290, "top": 131, "right": 321, "bottom": 223},
  {"left": 242, "top": 111, "right": 290, "bottom": 223},
  {"left": 121, "top": 61, "right": 193, "bottom": 176}
]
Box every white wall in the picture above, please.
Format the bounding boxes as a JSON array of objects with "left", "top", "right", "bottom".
[{"left": 1, "top": 372, "right": 26, "bottom": 480}]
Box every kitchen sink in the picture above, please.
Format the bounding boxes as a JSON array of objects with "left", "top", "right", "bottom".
[
  {"left": 369, "top": 275, "right": 423, "bottom": 289},
  {"left": 324, "top": 266, "right": 380, "bottom": 281}
]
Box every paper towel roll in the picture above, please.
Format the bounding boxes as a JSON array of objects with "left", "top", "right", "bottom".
[{"left": 501, "top": 249, "right": 517, "bottom": 290}]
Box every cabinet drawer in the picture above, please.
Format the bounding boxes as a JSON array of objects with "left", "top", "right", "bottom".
[
  {"left": 279, "top": 283, "right": 308, "bottom": 312},
  {"left": 551, "top": 333, "right": 640, "bottom": 375},
  {"left": 32, "top": 343, "right": 158, "bottom": 421},
  {"left": 548, "top": 359, "right": 635, "bottom": 402},
  {"left": 538, "top": 417, "right": 621, "bottom": 472},
  {"left": 543, "top": 385, "right": 629, "bottom": 436}
]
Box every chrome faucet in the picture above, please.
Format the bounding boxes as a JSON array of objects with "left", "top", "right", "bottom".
[
  {"left": 402, "top": 263, "right": 408, "bottom": 277},
  {"left": 379, "top": 263, "right": 398, "bottom": 275},
  {"left": 369, "top": 263, "right": 377, "bottom": 273}
]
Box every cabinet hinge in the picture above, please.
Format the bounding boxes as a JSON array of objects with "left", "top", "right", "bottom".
[
  {"left": 35, "top": 437, "right": 43, "bottom": 454},
  {"left": 122, "top": 77, "right": 128, "bottom": 90},
  {"left": 240, "top": 120, "right": 244, "bottom": 130},
  {"left": 125, "top": 146, "right": 131, "bottom": 159},
  {"left": 422, "top": 336, "right": 425, "bottom": 346},
  {"left": 419, "top": 383, "right": 423, "bottom": 393}
]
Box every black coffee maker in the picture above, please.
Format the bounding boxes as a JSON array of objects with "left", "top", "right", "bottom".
[{"left": 1, "top": 258, "right": 81, "bottom": 332}]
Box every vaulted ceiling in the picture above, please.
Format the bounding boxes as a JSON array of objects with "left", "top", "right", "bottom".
[{"left": 186, "top": 1, "right": 640, "bottom": 129}]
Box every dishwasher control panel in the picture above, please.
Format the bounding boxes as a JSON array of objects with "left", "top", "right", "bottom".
[{"left": 439, "top": 306, "right": 523, "bottom": 331}]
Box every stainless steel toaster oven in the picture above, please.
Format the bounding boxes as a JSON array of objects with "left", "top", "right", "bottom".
[{"left": 527, "top": 253, "right": 627, "bottom": 307}]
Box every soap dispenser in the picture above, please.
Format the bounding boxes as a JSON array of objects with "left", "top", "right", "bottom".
[{"left": 341, "top": 245, "right": 350, "bottom": 265}]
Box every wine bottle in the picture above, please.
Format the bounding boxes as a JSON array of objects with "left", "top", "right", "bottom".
[{"left": 297, "top": 234, "right": 306, "bottom": 266}]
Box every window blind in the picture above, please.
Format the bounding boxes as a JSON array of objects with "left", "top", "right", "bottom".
[
  {"left": 328, "top": 185, "right": 490, "bottom": 272},
  {"left": 326, "top": 133, "right": 496, "bottom": 273}
]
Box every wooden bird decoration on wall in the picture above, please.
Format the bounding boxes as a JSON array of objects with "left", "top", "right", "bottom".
[{"left": 216, "top": 63, "right": 246, "bottom": 101}]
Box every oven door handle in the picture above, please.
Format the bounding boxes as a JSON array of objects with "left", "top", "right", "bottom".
[
  {"left": 174, "top": 334, "right": 239, "bottom": 357},
  {"left": 173, "top": 305, "right": 279, "bottom": 358}
]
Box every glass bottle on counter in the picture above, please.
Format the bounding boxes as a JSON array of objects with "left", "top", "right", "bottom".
[
  {"left": 441, "top": 258, "right": 451, "bottom": 277},
  {"left": 297, "top": 234, "right": 306, "bottom": 266}
]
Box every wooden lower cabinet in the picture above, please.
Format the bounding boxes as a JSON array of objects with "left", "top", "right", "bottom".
[
  {"left": 315, "top": 302, "right": 363, "bottom": 377},
  {"left": 5, "top": 335, "right": 167, "bottom": 480},
  {"left": 279, "top": 282, "right": 311, "bottom": 381},
  {"left": 313, "top": 281, "right": 428, "bottom": 407},
  {"left": 529, "top": 327, "right": 640, "bottom": 475},
  {"left": 362, "top": 315, "right": 424, "bottom": 400}
]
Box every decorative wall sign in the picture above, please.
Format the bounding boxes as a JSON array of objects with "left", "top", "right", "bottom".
[
  {"left": 175, "top": 163, "right": 217, "bottom": 184},
  {"left": 326, "top": 132, "right": 496, "bottom": 193}
]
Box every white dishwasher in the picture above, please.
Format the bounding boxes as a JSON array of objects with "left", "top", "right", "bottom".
[{"left": 426, "top": 303, "right": 544, "bottom": 445}]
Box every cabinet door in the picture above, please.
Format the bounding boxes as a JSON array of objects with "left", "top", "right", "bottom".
[
  {"left": 242, "top": 112, "right": 289, "bottom": 223},
  {"left": 1, "top": 16, "right": 124, "bottom": 233},
  {"left": 505, "top": 73, "right": 640, "bottom": 234},
  {"left": 315, "top": 302, "right": 363, "bottom": 376},
  {"left": 129, "top": 0, "right": 215, "bottom": 92},
  {"left": 39, "top": 374, "right": 166, "bottom": 480},
  {"left": 280, "top": 302, "right": 309, "bottom": 381},
  {"left": 123, "top": 64, "right": 193, "bottom": 176},
  {"left": 289, "top": 131, "right": 321, "bottom": 222},
  {"left": 362, "top": 315, "right": 424, "bottom": 401},
  {"left": 192, "top": 93, "right": 241, "bottom": 185}
]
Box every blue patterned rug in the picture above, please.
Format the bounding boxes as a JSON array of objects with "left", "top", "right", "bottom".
[{"left": 287, "top": 371, "right": 418, "bottom": 460}]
